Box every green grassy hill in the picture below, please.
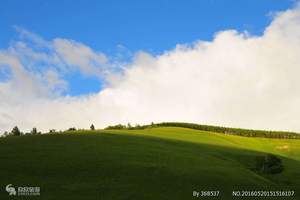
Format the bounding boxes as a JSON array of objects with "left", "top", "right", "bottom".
[{"left": 0, "top": 127, "right": 299, "bottom": 199}]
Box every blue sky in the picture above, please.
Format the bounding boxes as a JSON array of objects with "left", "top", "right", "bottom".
[{"left": 1, "top": 0, "right": 293, "bottom": 52}]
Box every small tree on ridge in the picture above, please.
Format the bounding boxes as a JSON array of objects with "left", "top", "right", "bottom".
[
  {"left": 90, "top": 124, "right": 95, "bottom": 130},
  {"left": 11, "top": 126, "right": 21, "bottom": 136}
]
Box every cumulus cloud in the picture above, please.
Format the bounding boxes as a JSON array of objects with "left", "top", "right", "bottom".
[{"left": 1, "top": 5, "right": 300, "bottom": 133}]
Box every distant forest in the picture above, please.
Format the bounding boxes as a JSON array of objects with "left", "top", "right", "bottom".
[
  {"left": 3, "top": 122, "right": 299, "bottom": 140},
  {"left": 105, "top": 122, "right": 300, "bottom": 139}
]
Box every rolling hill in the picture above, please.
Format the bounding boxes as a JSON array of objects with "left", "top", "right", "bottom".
[{"left": 0, "top": 127, "right": 299, "bottom": 199}]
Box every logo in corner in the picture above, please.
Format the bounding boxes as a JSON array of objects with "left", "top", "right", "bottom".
[{"left": 6, "top": 184, "right": 16, "bottom": 196}]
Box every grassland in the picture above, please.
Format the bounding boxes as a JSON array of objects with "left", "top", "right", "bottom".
[{"left": 0, "top": 127, "right": 299, "bottom": 199}]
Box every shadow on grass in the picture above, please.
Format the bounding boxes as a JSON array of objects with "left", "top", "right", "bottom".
[{"left": 0, "top": 131, "right": 299, "bottom": 200}]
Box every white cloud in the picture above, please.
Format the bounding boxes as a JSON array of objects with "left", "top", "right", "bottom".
[
  {"left": 1, "top": 5, "right": 300, "bottom": 133},
  {"left": 53, "top": 39, "right": 108, "bottom": 77}
]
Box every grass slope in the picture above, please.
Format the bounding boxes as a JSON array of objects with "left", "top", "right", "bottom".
[{"left": 0, "top": 127, "right": 299, "bottom": 199}]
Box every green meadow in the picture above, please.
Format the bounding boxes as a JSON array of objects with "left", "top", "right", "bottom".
[{"left": 0, "top": 127, "right": 299, "bottom": 199}]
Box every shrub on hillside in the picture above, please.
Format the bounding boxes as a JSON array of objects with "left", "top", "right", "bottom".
[
  {"left": 104, "top": 124, "right": 127, "bottom": 130},
  {"left": 2, "top": 131, "right": 9, "bottom": 137},
  {"left": 90, "top": 124, "right": 95, "bottom": 130},
  {"left": 30, "top": 127, "right": 41, "bottom": 135},
  {"left": 255, "top": 154, "right": 284, "bottom": 174},
  {"left": 49, "top": 129, "right": 56, "bottom": 134},
  {"left": 31, "top": 127, "right": 37, "bottom": 135},
  {"left": 11, "top": 126, "right": 22, "bottom": 136}
]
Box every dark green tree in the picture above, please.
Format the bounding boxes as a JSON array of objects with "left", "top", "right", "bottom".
[
  {"left": 31, "top": 127, "right": 37, "bottom": 135},
  {"left": 90, "top": 124, "right": 95, "bottom": 130},
  {"left": 2, "top": 131, "right": 9, "bottom": 137},
  {"left": 49, "top": 129, "right": 56, "bottom": 133},
  {"left": 11, "top": 126, "right": 21, "bottom": 136},
  {"left": 256, "top": 154, "right": 284, "bottom": 174}
]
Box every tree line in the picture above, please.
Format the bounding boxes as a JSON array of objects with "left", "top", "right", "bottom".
[
  {"left": 1, "top": 124, "right": 96, "bottom": 137},
  {"left": 105, "top": 122, "right": 300, "bottom": 139},
  {"left": 2, "top": 122, "right": 300, "bottom": 139},
  {"left": 2, "top": 126, "right": 42, "bottom": 137}
]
